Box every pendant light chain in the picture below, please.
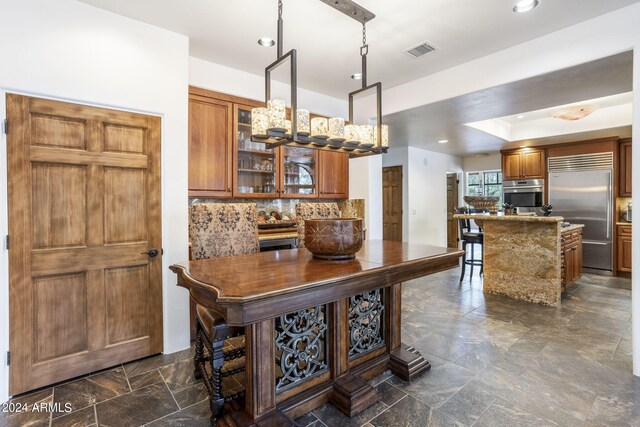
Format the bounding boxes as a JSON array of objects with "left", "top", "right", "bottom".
[
  {"left": 278, "top": 0, "right": 283, "bottom": 19},
  {"left": 360, "top": 20, "right": 368, "bottom": 87}
]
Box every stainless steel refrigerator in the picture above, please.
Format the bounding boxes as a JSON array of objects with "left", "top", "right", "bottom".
[{"left": 548, "top": 153, "right": 613, "bottom": 271}]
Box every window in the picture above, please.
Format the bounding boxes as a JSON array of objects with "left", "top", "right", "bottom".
[{"left": 465, "top": 170, "right": 503, "bottom": 205}]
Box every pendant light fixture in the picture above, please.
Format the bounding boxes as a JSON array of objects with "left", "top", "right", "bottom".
[{"left": 250, "top": 0, "right": 388, "bottom": 157}]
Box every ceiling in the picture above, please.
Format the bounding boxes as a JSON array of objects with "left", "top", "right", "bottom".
[
  {"left": 78, "top": 0, "right": 639, "bottom": 99},
  {"left": 77, "top": 0, "right": 637, "bottom": 157},
  {"left": 384, "top": 51, "right": 634, "bottom": 156}
]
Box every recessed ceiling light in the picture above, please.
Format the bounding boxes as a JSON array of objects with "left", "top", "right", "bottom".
[
  {"left": 351, "top": 73, "right": 362, "bottom": 80},
  {"left": 258, "top": 37, "right": 275, "bottom": 47},
  {"left": 516, "top": 114, "right": 525, "bottom": 119},
  {"left": 512, "top": 0, "right": 539, "bottom": 13},
  {"left": 519, "top": 145, "right": 527, "bottom": 148},
  {"left": 438, "top": 139, "right": 448, "bottom": 144}
]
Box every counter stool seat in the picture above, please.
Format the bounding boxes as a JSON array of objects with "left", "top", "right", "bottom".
[
  {"left": 194, "top": 305, "right": 246, "bottom": 424},
  {"left": 189, "top": 202, "right": 259, "bottom": 424},
  {"left": 456, "top": 208, "right": 484, "bottom": 283}
]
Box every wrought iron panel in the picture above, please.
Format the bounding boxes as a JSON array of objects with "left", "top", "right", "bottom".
[
  {"left": 349, "top": 289, "right": 385, "bottom": 358},
  {"left": 275, "top": 305, "right": 328, "bottom": 393}
]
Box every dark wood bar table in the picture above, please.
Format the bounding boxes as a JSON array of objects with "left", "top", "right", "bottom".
[{"left": 170, "top": 240, "right": 463, "bottom": 425}]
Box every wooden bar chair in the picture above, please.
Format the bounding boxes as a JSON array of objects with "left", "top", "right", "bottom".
[
  {"left": 189, "top": 202, "right": 260, "bottom": 424},
  {"left": 294, "top": 202, "right": 342, "bottom": 248},
  {"left": 456, "top": 207, "right": 484, "bottom": 283}
]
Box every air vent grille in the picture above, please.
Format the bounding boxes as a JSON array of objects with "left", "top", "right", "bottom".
[
  {"left": 548, "top": 152, "right": 613, "bottom": 172},
  {"left": 405, "top": 41, "right": 438, "bottom": 58}
]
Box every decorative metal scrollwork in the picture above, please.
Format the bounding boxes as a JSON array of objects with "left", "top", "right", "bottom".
[
  {"left": 275, "top": 305, "right": 328, "bottom": 393},
  {"left": 349, "top": 289, "right": 385, "bottom": 358}
]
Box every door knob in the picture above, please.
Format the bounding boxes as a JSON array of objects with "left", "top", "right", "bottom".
[{"left": 142, "top": 248, "right": 159, "bottom": 258}]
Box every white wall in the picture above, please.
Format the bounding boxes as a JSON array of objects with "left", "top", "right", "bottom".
[
  {"left": 407, "top": 148, "right": 463, "bottom": 246},
  {"left": 382, "top": 147, "right": 463, "bottom": 246},
  {"left": 632, "top": 47, "right": 640, "bottom": 378},
  {"left": 462, "top": 153, "right": 502, "bottom": 172},
  {"left": 349, "top": 156, "right": 383, "bottom": 240},
  {"left": 189, "top": 57, "right": 348, "bottom": 119},
  {"left": 0, "top": 0, "right": 190, "bottom": 402}
]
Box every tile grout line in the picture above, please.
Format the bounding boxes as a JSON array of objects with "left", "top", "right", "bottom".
[{"left": 157, "top": 369, "right": 182, "bottom": 411}]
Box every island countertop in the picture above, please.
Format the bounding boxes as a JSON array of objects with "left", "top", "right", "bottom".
[
  {"left": 453, "top": 213, "right": 586, "bottom": 307},
  {"left": 453, "top": 212, "right": 563, "bottom": 223}
]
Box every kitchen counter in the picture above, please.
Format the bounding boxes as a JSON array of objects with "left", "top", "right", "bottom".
[
  {"left": 453, "top": 213, "right": 583, "bottom": 306},
  {"left": 561, "top": 224, "right": 586, "bottom": 233}
]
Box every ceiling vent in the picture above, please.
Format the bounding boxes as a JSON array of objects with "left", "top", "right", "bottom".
[{"left": 405, "top": 41, "right": 438, "bottom": 58}]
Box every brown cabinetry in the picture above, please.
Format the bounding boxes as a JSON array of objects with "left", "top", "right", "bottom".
[
  {"left": 188, "top": 93, "right": 233, "bottom": 198},
  {"left": 501, "top": 148, "right": 546, "bottom": 180},
  {"left": 619, "top": 138, "right": 632, "bottom": 197},
  {"left": 188, "top": 86, "right": 348, "bottom": 199},
  {"left": 561, "top": 227, "right": 583, "bottom": 291},
  {"left": 617, "top": 224, "right": 632, "bottom": 272},
  {"left": 318, "top": 150, "right": 349, "bottom": 199}
]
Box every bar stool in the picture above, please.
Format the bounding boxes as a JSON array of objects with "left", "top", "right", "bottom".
[
  {"left": 189, "top": 202, "right": 260, "bottom": 424},
  {"left": 456, "top": 207, "right": 484, "bottom": 283}
]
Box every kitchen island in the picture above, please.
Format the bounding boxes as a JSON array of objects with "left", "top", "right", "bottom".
[
  {"left": 453, "top": 213, "right": 584, "bottom": 306},
  {"left": 171, "top": 240, "right": 463, "bottom": 425}
]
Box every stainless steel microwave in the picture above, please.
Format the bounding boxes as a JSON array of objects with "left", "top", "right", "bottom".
[{"left": 502, "top": 179, "right": 544, "bottom": 212}]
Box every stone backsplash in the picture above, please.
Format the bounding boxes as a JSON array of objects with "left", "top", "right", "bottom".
[{"left": 189, "top": 198, "right": 365, "bottom": 222}]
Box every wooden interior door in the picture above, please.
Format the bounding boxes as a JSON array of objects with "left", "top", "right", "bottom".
[
  {"left": 383, "top": 166, "right": 403, "bottom": 241},
  {"left": 7, "top": 94, "right": 163, "bottom": 394},
  {"left": 446, "top": 173, "right": 459, "bottom": 248}
]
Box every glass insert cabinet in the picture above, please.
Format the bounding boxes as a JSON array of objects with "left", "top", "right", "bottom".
[{"left": 234, "top": 104, "right": 318, "bottom": 198}]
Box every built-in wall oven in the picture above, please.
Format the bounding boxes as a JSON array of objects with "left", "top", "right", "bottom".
[{"left": 502, "top": 179, "right": 544, "bottom": 213}]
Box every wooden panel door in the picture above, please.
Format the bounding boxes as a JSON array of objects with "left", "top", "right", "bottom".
[
  {"left": 188, "top": 93, "right": 233, "bottom": 197},
  {"left": 446, "top": 173, "right": 459, "bottom": 248},
  {"left": 7, "top": 94, "right": 163, "bottom": 394},
  {"left": 522, "top": 149, "right": 545, "bottom": 179},
  {"left": 502, "top": 152, "right": 522, "bottom": 180},
  {"left": 383, "top": 166, "right": 403, "bottom": 241},
  {"left": 318, "top": 151, "right": 349, "bottom": 199}
]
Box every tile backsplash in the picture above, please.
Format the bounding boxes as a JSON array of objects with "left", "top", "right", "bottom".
[{"left": 188, "top": 198, "right": 364, "bottom": 221}]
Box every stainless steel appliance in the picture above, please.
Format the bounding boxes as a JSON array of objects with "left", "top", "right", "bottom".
[
  {"left": 502, "top": 179, "right": 544, "bottom": 213},
  {"left": 548, "top": 152, "right": 613, "bottom": 271}
]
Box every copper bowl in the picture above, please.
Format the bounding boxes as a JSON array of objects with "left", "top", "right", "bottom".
[{"left": 304, "top": 218, "right": 364, "bottom": 260}]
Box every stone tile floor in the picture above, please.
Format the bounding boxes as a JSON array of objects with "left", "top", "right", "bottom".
[{"left": 1, "top": 268, "right": 636, "bottom": 426}]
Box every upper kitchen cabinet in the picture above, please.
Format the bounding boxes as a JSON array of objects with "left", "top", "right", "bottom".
[
  {"left": 318, "top": 151, "right": 349, "bottom": 199},
  {"left": 188, "top": 90, "right": 233, "bottom": 198},
  {"left": 619, "top": 138, "right": 632, "bottom": 197},
  {"left": 188, "top": 86, "right": 348, "bottom": 200},
  {"left": 501, "top": 147, "right": 546, "bottom": 180},
  {"left": 234, "top": 104, "right": 280, "bottom": 198},
  {"left": 281, "top": 146, "right": 318, "bottom": 198}
]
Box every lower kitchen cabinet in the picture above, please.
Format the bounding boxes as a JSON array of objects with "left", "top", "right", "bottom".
[
  {"left": 617, "top": 224, "right": 632, "bottom": 273},
  {"left": 561, "top": 227, "right": 583, "bottom": 291}
]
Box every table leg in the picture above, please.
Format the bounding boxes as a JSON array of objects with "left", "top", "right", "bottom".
[
  {"left": 387, "top": 283, "right": 431, "bottom": 381},
  {"left": 329, "top": 298, "right": 381, "bottom": 417},
  {"left": 244, "top": 319, "right": 276, "bottom": 420}
]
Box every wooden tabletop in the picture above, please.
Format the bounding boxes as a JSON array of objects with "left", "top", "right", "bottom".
[{"left": 171, "top": 240, "right": 463, "bottom": 325}]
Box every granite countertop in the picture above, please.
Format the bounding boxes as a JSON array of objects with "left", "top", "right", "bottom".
[
  {"left": 453, "top": 212, "right": 563, "bottom": 223},
  {"left": 561, "top": 224, "right": 585, "bottom": 232}
]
